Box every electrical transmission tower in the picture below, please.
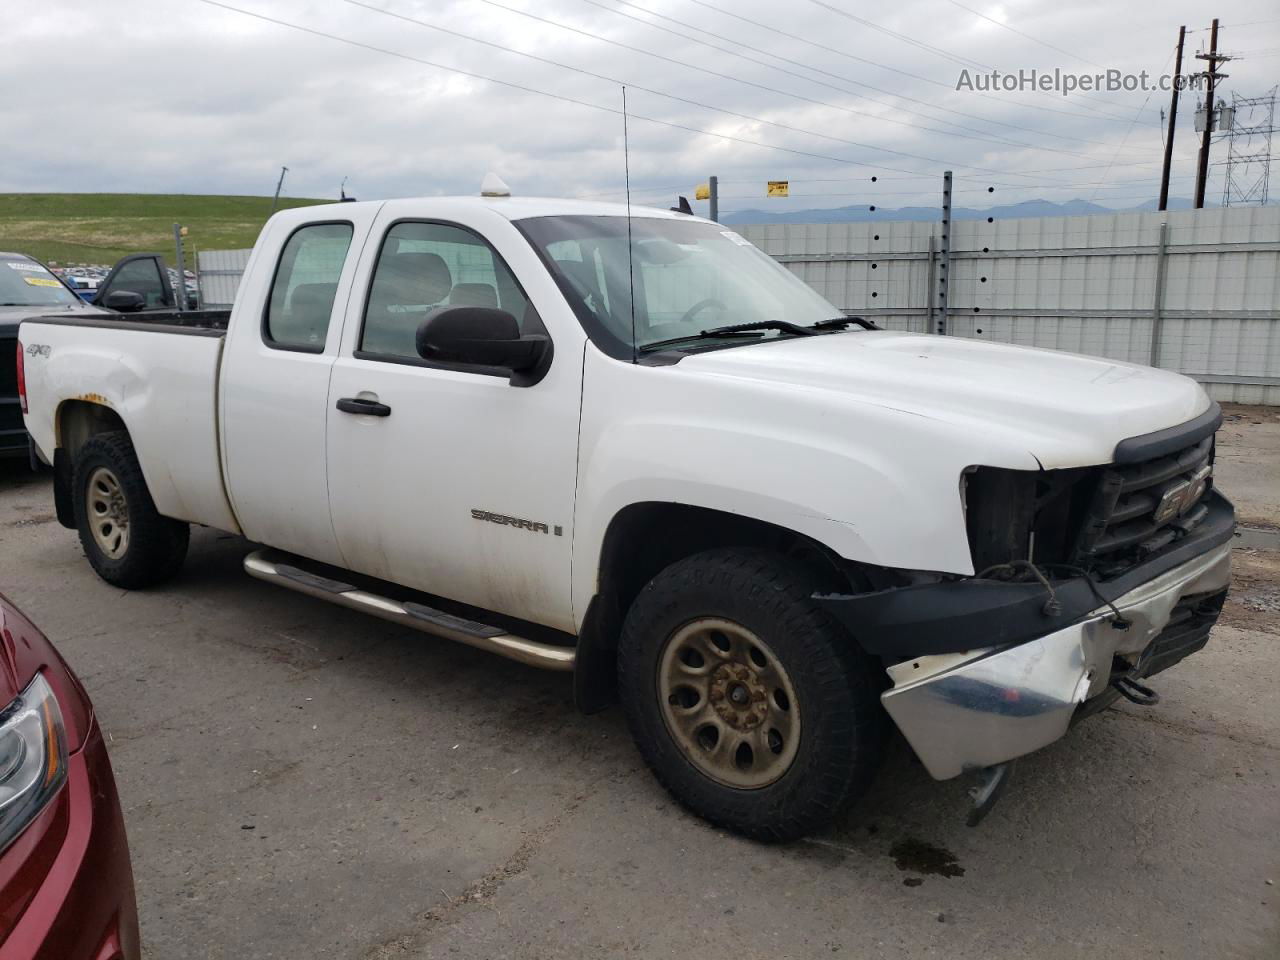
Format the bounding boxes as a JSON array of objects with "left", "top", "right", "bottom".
[{"left": 1222, "top": 88, "right": 1277, "bottom": 206}]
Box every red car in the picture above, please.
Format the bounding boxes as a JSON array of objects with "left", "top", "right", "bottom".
[{"left": 0, "top": 593, "right": 139, "bottom": 960}]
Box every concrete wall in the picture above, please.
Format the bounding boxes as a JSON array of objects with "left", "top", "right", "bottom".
[{"left": 739, "top": 205, "right": 1280, "bottom": 405}]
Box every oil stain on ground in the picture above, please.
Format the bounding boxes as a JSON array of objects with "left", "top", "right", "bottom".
[{"left": 890, "top": 836, "right": 965, "bottom": 879}]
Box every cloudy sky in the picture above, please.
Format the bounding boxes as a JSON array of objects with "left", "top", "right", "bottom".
[{"left": 3, "top": 0, "right": 1278, "bottom": 214}]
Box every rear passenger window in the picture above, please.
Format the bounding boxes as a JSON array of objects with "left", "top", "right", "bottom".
[
  {"left": 360, "top": 222, "right": 530, "bottom": 359},
  {"left": 264, "top": 222, "right": 353, "bottom": 350}
]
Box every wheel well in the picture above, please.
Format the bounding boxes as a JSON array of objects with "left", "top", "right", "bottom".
[
  {"left": 52, "top": 401, "right": 128, "bottom": 529},
  {"left": 57, "top": 400, "right": 128, "bottom": 461},
  {"left": 573, "top": 502, "right": 854, "bottom": 713}
]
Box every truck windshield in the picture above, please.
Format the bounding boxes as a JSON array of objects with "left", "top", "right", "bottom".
[
  {"left": 0, "top": 259, "right": 80, "bottom": 307},
  {"left": 517, "top": 215, "right": 846, "bottom": 359}
]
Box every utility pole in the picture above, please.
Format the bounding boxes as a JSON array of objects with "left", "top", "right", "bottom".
[
  {"left": 708, "top": 175, "right": 719, "bottom": 222},
  {"left": 1159, "top": 26, "right": 1186, "bottom": 211},
  {"left": 1194, "top": 19, "right": 1228, "bottom": 208},
  {"left": 1222, "top": 87, "right": 1277, "bottom": 206},
  {"left": 270, "top": 165, "right": 289, "bottom": 216}
]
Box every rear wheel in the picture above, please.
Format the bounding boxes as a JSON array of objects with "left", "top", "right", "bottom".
[
  {"left": 72, "top": 432, "right": 188, "bottom": 589},
  {"left": 618, "top": 548, "right": 885, "bottom": 842}
]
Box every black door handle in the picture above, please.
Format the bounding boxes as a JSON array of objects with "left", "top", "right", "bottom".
[{"left": 336, "top": 397, "right": 392, "bottom": 417}]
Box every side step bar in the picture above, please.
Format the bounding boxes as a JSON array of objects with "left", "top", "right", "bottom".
[{"left": 243, "top": 550, "right": 576, "bottom": 672}]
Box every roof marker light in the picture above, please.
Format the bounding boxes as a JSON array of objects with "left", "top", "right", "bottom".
[{"left": 480, "top": 173, "right": 511, "bottom": 198}]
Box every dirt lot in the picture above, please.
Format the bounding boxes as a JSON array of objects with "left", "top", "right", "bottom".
[{"left": 0, "top": 407, "right": 1276, "bottom": 959}]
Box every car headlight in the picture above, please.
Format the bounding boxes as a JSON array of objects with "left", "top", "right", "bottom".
[{"left": 0, "top": 674, "right": 68, "bottom": 853}]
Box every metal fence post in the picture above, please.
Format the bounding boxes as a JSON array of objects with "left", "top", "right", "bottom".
[
  {"left": 172, "top": 223, "right": 186, "bottom": 314},
  {"left": 937, "top": 171, "right": 952, "bottom": 335},
  {"left": 1149, "top": 221, "right": 1170, "bottom": 367},
  {"left": 925, "top": 233, "right": 936, "bottom": 335}
]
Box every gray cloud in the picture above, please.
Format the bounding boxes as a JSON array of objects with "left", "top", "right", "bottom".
[{"left": 2, "top": 0, "right": 1276, "bottom": 213}]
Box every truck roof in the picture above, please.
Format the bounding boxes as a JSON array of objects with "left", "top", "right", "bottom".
[{"left": 275, "top": 196, "right": 708, "bottom": 225}]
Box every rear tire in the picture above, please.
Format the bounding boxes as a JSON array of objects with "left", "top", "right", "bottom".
[
  {"left": 617, "top": 548, "right": 885, "bottom": 842},
  {"left": 72, "top": 431, "right": 188, "bottom": 589}
]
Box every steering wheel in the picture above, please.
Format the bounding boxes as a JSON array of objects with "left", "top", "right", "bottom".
[{"left": 679, "top": 298, "right": 729, "bottom": 327}]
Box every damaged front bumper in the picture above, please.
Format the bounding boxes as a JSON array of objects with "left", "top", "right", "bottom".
[{"left": 818, "top": 491, "right": 1236, "bottom": 781}]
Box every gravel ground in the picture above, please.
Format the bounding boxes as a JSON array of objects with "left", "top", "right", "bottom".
[{"left": 0, "top": 407, "right": 1275, "bottom": 960}]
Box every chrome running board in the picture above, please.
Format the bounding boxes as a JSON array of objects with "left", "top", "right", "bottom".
[{"left": 243, "top": 549, "right": 575, "bottom": 672}]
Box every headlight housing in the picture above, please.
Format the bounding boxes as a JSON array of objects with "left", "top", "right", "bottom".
[{"left": 0, "top": 673, "right": 68, "bottom": 854}]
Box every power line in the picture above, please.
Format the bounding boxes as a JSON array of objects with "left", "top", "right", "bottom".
[
  {"left": 804, "top": 0, "right": 991, "bottom": 71},
  {"left": 343, "top": 0, "right": 1107, "bottom": 167},
  {"left": 463, "top": 0, "right": 1122, "bottom": 160},
  {"left": 936, "top": 0, "right": 1153, "bottom": 117},
  {"left": 1088, "top": 44, "right": 1176, "bottom": 202},
  {"left": 587, "top": 0, "right": 1133, "bottom": 149},
  {"left": 679, "top": 0, "right": 1144, "bottom": 125},
  {"left": 942, "top": 0, "right": 1105, "bottom": 69},
  {"left": 192, "top": 0, "right": 1085, "bottom": 183}
]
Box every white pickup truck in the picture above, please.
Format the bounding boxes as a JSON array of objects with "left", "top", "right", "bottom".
[{"left": 18, "top": 191, "right": 1234, "bottom": 839}]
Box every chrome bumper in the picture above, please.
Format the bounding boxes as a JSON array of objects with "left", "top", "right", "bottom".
[{"left": 881, "top": 542, "right": 1232, "bottom": 780}]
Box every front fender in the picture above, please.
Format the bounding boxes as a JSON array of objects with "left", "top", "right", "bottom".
[{"left": 570, "top": 348, "right": 1041, "bottom": 627}]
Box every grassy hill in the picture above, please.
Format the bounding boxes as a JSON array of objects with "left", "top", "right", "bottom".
[{"left": 0, "top": 193, "right": 333, "bottom": 266}]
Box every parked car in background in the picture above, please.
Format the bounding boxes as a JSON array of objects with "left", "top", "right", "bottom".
[
  {"left": 1, "top": 253, "right": 110, "bottom": 458},
  {"left": 90, "top": 254, "right": 195, "bottom": 313},
  {"left": 0, "top": 592, "right": 140, "bottom": 959},
  {"left": 61, "top": 277, "right": 100, "bottom": 302}
]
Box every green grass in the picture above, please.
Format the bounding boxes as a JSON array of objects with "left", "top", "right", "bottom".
[{"left": 0, "top": 193, "right": 333, "bottom": 266}]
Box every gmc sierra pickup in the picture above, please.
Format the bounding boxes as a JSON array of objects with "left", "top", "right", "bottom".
[{"left": 17, "top": 192, "right": 1234, "bottom": 839}]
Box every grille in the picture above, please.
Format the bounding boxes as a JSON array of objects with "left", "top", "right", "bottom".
[{"left": 1074, "top": 435, "right": 1215, "bottom": 572}]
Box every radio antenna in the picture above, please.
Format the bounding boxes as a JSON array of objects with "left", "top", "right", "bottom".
[{"left": 622, "top": 85, "right": 637, "bottom": 364}]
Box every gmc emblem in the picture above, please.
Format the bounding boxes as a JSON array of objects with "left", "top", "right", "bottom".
[{"left": 1153, "top": 464, "right": 1211, "bottom": 525}]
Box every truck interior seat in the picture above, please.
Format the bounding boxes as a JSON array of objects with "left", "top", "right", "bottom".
[
  {"left": 363, "top": 252, "right": 453, "bottom": 356},
  {"left": 283, "top": 282, "right": 339, "bottom": 345},
  {"left": 449, "top": 283, "right": 499, "bottom": 309}
]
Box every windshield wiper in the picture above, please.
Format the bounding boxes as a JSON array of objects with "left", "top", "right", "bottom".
[
  {"left": 640, "top": 319, "right": 817, "bottom": 353},
  {"left": 810, "top": 316, "right": 879, "bottom": 331}
]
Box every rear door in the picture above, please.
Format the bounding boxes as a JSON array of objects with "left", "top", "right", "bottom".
[{"left": 219, "top": 208, "right": 380, "bottom": 565}]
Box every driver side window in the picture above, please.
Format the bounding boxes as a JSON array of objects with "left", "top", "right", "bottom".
[{"left": 360, "top": 222, "right": 531, "bottom": 360}]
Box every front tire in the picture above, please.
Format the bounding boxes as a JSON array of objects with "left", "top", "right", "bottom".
[
  {"left": 72, "top": 431, "right": 189, "bottom": 589},
  {"left": 617, "top": 549, "right": 885, "bottom": 842}
]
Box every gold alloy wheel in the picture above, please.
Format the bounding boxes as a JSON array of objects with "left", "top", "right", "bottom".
[
  {"left": 657, "top": 618, "right": 802, "bottom": 789},
  {"left": 86, "top": 466, "right": 130, "bottom": 560}
]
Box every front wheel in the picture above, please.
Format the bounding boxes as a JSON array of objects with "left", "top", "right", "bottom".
[
  {"left": 617, "top": 549, "right": 885, "bottom": 842},
  {"left": 72, "top": 431, "right": 189, "bottom": 589}
]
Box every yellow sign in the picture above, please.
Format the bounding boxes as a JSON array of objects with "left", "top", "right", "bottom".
[
  {"left": 694, "top": 183, "right": 710, "bottom": 200},
  {"left": 180, "top": 226, "right": 189, "bottom": 237},
  {"left": 767, "top": 181, "right": 789, "bottom": 197}
]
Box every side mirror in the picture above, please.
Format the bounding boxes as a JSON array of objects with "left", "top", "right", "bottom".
[
  {"left": 101, "top": 290, "right": 147, "bottom": 313},
  {"left": 416, "top": 305, "right": 550, "bottom": 375}
]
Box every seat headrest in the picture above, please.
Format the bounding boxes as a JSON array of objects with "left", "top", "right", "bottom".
[
  {"left": 289, "top": 283, "right": 338, "bottom": 314},
  {"left": 377, "top": 252, "right": 452, "bottom": 304},
  {"left": 450, "top": 283, "right": 499, "bottom": 309}
]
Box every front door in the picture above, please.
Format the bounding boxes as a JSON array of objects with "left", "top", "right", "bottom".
[{"left": 324, "top": 213, "right": 580, "bottom": 632}]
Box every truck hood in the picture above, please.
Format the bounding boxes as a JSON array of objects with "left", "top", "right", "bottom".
[
  {"left": 0, "top": 301, "right": 110, "bottom": 335},
  {"left": 679, "top": 330, "right": 1211, "bottom": 468}
]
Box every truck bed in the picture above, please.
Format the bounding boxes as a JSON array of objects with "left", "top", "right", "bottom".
[
  {"left": 28, "top": 309, "right": 232, "bottom": 336},
  {"left": 18, "top": 313, "right": 240, "bottom": 534}
]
